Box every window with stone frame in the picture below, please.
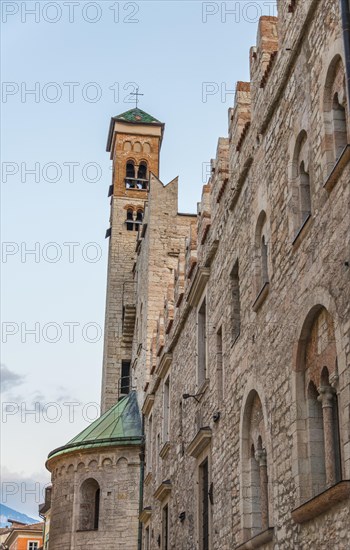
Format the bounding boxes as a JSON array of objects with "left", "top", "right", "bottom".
[
  {"left": 163, "top": 375, "right": 171, "bottom": 444},
  {"left": 254, "top": 211, "right": 270, "bottom": 297},
  {"left": 145, "top": 525, "right": 151, "bottom": 550},
  {"left": 323, "top": 55, "right": 348, "bottom": 173},
  {"left": 291, "top": 130, "right": 312, "bottom": 234},
  {"left": 241, "top": 390, "right": 270, "bottom": 540},
  {"left": 147, "top": 414, "right": 153, "bottom": 473},
  {"left": 230, "top": 260, "right": 241, "bottom": 340},
  {"left": 126, "top": 208, "right": 134, "bottom": 231},
  {"left": 162, "top": 504, "right": 169, "bottom": 550},
  {"left": 78, "top": 478, "right": 100, "bottom": 531},
  {"left": 199, "top": 458, "right": 210, "bottom": 550},
  {"left": 295, "top": 306, "right": 341, "bottom": 502},
  {"left": 197, "top": 294, "right": 208, "bottom": 388},
  {"left": 216, "top": 326, "right": 223, "bottom": 404}
]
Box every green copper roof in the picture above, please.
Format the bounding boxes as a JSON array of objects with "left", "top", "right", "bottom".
[
  {"left": 114, "top": 108, "right": 161, "bottom": 124},
  {"left": 47, "top": 391, "right": 142, "bottom": 461}
]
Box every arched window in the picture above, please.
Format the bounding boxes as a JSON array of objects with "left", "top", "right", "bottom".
[
  {"left": 241, "top": 391, "right": 270, "bottom": 540},
  {"left": 294, "top": 306, "right": 342, "bottom": 503},
  {"left": 291, "top": 131, "right": 312, "bottom": 233},
  {"left": 138, "top": 161, "right": 147, "bottom": 180},
  {"left": 323, "top": 55, "right": 348, "bottom": 174},
  {"left": 126, "top": 161, "right": 135, "bottom": 179},
  {"left": 254, "top": 211, "right": 269, "bottom": 299},
  {"left": 136, "top": 209, "right": 143, "bottom": 222},
  {"left": 332, "top": 92, "right": 347, "bottom": 161},
  {"left": 126, "top": 209, "right": 134, "bottom": 231},
  {"left": 137, "top": 162, "right": 148, "bottom": 189},
  {"left": 79, "top": 478, "right": 100, "bottom": 531}
]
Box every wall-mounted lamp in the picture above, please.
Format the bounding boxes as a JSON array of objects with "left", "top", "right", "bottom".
[{"left": 182, "top": 392, "right": 205, "bottom": 403}]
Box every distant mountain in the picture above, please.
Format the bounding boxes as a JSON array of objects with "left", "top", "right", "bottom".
[{"left": 0, "top": 504, "right": 38, "bottom": 528}]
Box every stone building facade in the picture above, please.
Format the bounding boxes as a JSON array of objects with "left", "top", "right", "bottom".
[{"left": 46, "top": 0, "right": 350, "bottom": 548}]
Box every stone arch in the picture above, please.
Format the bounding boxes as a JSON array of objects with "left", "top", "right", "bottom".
[
  {"left": 143, "top": 142, "right": 152, "bottom": 154},
  {"left": 77, "top": 462, "right": 86, "bottom": 473},
  {"left": 123, "top": 140, "right": 132, "bottom": 152},
  {"left": 102, "top": 458, "right": 113, "bottom": 470},
  {"left": 79, "top": 478, "right": 100, "bottom": 531},
  {"left": 290, "top": 130, "right": 311, "bottom": 233},
  {"left": 323, "top": 54, "right": 348, "bottom": 174},
  {"left": 291, "top": 302, "right": 343, "bottom": 503},
  {"left": 88, "top": 459, "right": 98, "bottom": 471},
  {"left": 116, "top": 456, "right": 129, "bottom": 467},
  {"left": 67, "top": 464, "right": 75, "bottom": 475},
  {"left": 133, "top": 141, "right": 142, "bottom": 153},
  {"left": 240, "top": 381, "right": 272, "bottom": 541}
]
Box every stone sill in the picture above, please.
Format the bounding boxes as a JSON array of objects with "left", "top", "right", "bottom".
[
  {"left": 139, "top": 506, "right": 152, "bottom": 524},
  {"left": 236, "top": 527, "right": 274, "bottom": 549},
  {"left": 291, "top": 480, "right": 350, "bottom": 524},
  {"left": 323, "top": 145, "right": 350, "bottom": 192},
  {"left": 291, "top": 213, "right": 312, "bottom": 249},
  {"left": 76, "top": 529, "right": 98, "bottom": 533},
  {"left": 252, "top": 282, "right": 269, "bottom": 312},
  {"left": 159, "top": 441, "right": 170, "bottom": 460}
]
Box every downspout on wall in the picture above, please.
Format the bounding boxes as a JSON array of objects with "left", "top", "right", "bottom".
[{"left": 138, "top": 416, "right": 145, "bottom": 550}]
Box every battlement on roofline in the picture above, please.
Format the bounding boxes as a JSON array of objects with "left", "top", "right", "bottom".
[{"left": 134, "top": 2, "right": 331, "bottom": 379}]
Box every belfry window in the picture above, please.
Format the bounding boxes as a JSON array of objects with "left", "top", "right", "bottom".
[
  {"left": 138, "top": 161, "right": 147, "bottom": 182},
  {"left": 126, "top": 161, "right": 135, "bottom": 179},
  {"left": 126, "top": 209, "right": 134, "bottom": 231}
]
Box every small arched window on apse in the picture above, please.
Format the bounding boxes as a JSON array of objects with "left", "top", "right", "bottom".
[
  {"left": 79, "top": 478, "right": 100, "bottom": 531},
  {"left": 126, "top": 208, "right": 134, "bottom": 231},
  {"left": 323, "top": 55, "right": 348, "bottom": 175},
  {"left": 125, "top": 160, "right": 135, "bottom": 188},
  {"left": 137, "top": 162, "right": 148, "bottom": 189}
]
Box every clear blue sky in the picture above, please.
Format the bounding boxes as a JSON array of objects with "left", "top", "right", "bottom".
[{"left": 1, "top": 0, "right": 277, "bottom": 518}]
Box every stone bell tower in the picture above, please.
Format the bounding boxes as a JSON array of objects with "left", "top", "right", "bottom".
[{"left": 101, "top": 107, "right": 164, "bottom": 413}]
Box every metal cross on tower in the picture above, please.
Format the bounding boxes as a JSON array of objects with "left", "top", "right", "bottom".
[{"left": 130, "top": 87, "right": 144, "bottom": 109}]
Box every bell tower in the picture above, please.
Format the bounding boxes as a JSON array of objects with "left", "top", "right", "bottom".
[{"left": 101, "top": 108, "right": 164, "bottom": 413}]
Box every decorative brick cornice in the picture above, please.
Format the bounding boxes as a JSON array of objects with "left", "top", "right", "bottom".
[
  {"left": 236, "top": 121, "right": 251, "bottom": 152},
  {"left": 260, "top": 51, "right": 277, "bottom": 88}
]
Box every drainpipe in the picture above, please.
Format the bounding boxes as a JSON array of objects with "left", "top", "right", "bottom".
[
  {"left": 340, "top": 0, "right": 350, "bottom": 113},
  {"left": 138, "top": 415, "right": 145, "bottom": 550}
]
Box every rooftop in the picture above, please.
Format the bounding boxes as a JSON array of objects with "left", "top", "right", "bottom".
[{"left": 47, "top": 391, "right": 142, "bottom": 463}]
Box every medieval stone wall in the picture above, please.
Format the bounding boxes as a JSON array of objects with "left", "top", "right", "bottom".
[{"left": 138, "top": 0, "right": 350, "bottom": 548}]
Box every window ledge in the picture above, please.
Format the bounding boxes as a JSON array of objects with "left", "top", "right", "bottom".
[
  {"left": 236, "top": 527, "right": 274, "bottom": 550},
  {"left": 139, "top": 506, "right": 152, "bottom": 523},
  {"left": 154, "top": 479, "right": 172, "bottom": 502},
  {"left": 291, "top": 213, "right": 312, "bottom": 248},
  {"left": 324, "top": 144, "right": 350, "bottom": 192},
  {"left": 159, "top": 441, "right": 171, "bottom": 459},
  {"left": 291, "top": 480, "right": 350, "bottom": 524},
  {"left": 76, "top": 529, "right": 98, "bottom": 533},
  {"left": 252, "top": 282, "right": 269, "bottom": 312}
]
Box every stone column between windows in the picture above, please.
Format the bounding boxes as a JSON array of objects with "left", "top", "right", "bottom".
[
  {"left": 317, "top": 385, "right": 337, "bottom": 488},
  {"left": 255, "top": 448, "right": 269, "bottom": 531}
]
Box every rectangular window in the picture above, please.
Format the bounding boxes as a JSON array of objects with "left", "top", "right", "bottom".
[
  {"left": 148, "top": 414, "right": 153, "bottom": 472},
  {"left": 199, "top": 459, "right": 210, "bottom": 550},
  {"left": 197, "top": 296, "right": 207, "bottom": 387},
  {"left": 162, "top": 504, "right": 169, "bottom": 550},
  {"left": 163, "top": 376, "right": 170, "bottom": 443},
  {"left": 28, "top": 543, "right": 39, "bottom": 550},
  {"left": 230, "top": 260, "right": 241, "bottom": 341},
  {"left": 145, "top": 526, "right": 150, "bottom": 550},
  {"left": 121, "top": 360, "right": 131, "bottom": 394},
  {"left": 216, "top": 327, "right": 223, "bottom": 403}
]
